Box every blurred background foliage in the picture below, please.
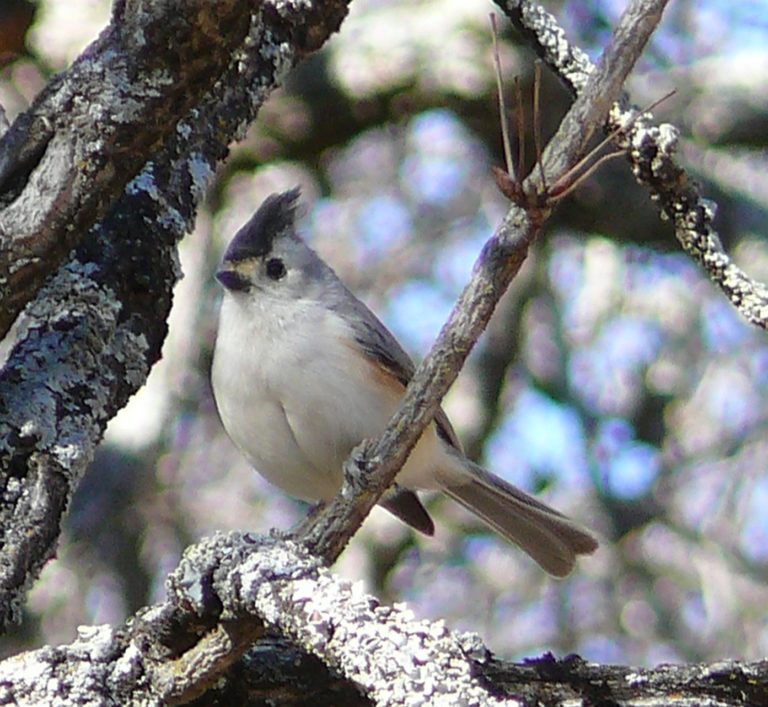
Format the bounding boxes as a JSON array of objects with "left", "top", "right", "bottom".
[{"left": 2, "top": 0, "right": 768, "bottom": 667}]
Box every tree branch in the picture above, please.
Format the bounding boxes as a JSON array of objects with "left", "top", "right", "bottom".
[
  {"left": 0, "top": 0, "right": 254, "bottom": 339},
  {"left": 0, "top": 532, "right": 765, "bottom": 705},
  {"left": 300, "top": 0, "right": 670, "bottom": 566},
  {"left": 0, "top": 0, "right": 351, "bottom": 630},
  {"left": 501, "top": 0, "right": 768, "bottom": 330}
]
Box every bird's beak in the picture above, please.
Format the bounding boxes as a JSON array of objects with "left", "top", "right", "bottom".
[{"left": 216, "top": 267, "right": 250, "bottom": 292}]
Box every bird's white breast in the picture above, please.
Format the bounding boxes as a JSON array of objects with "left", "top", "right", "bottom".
[
  {"left": 213, "top": 289, "right": 456, "bottom": 505},
  {"left": 214, "top": 292, "right": 398, "bottom": 500}
]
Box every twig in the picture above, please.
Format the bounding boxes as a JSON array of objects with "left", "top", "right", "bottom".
[
  {"left": 547, "top": 89, "right": 676, "bottom": 201},
  {"left": 533, "top": 61, "right": 546, "bottom": 189},
  {"left": 515, "top": 76, "right": 526, "bottom": 179},
  {"left": 491, "top": 14, "right": 515, "bottom": 179}
]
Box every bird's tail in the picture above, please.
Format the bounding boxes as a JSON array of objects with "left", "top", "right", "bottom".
[{"left": 441, "top": 459, "right": 598, "bottom": 577}]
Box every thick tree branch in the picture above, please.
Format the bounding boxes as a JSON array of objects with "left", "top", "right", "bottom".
[
  {"left": 482, "top": 653, "right": 768, "bottom": 705},
  {"left": 0, "top": 0, "right": 351, "bottom": 630},
  {"left": 0, "top": 0, "right": 254, "bottom": 339},
  {"left": 0, "top": 534, "right": 512, "bottom": 704},
  {"left": 0, "top": 533, "right": 765, "bottom": 705}
]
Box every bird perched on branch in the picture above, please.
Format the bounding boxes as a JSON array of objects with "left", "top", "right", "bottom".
[{"left": 212, "top": 189, "right": 597, "bottom": 576}]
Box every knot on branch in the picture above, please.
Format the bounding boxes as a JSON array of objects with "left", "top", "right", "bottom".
[
  {"left": 341, "top": 440, "right": 379, "bottom": 497},
  {"left": 167, "top": 531, "right": 322, "bottom": 621}
]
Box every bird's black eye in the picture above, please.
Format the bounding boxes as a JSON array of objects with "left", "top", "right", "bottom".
[{"left": 266, "top": 257, "right": 286, "bottom": 280}]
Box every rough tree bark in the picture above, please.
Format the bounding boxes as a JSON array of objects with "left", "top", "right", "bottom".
[
  {"left": 0, "top": 0, "right": 350, "bottom": 630},
  {"left": 0, "top": 0, "right": 766, "bottom": 705}
]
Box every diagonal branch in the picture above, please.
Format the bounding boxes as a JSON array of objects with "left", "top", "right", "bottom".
[{"left": 301, "top": 0, "right": 670, "bottom": 564}]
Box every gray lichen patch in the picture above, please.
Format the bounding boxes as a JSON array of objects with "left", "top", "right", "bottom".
[{"left": 168, "top": 533, "right": 509, "bottom": 705}]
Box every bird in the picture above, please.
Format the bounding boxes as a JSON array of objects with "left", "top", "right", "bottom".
[{"left": 211, "top": 188, "right": 598, "bottom": 576}]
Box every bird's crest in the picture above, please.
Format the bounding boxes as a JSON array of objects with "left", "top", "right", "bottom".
[{"left": 223, "top": 187, "right": 301, "bottom": 263}]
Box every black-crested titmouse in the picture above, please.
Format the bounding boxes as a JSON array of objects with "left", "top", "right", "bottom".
[{"left": 211, "top": 189, "right": 597, "bottom": 576}]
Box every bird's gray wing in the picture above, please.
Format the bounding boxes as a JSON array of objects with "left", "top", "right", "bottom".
[{"left": 340, "top": 292, "right": 464, "bottom": 454}]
